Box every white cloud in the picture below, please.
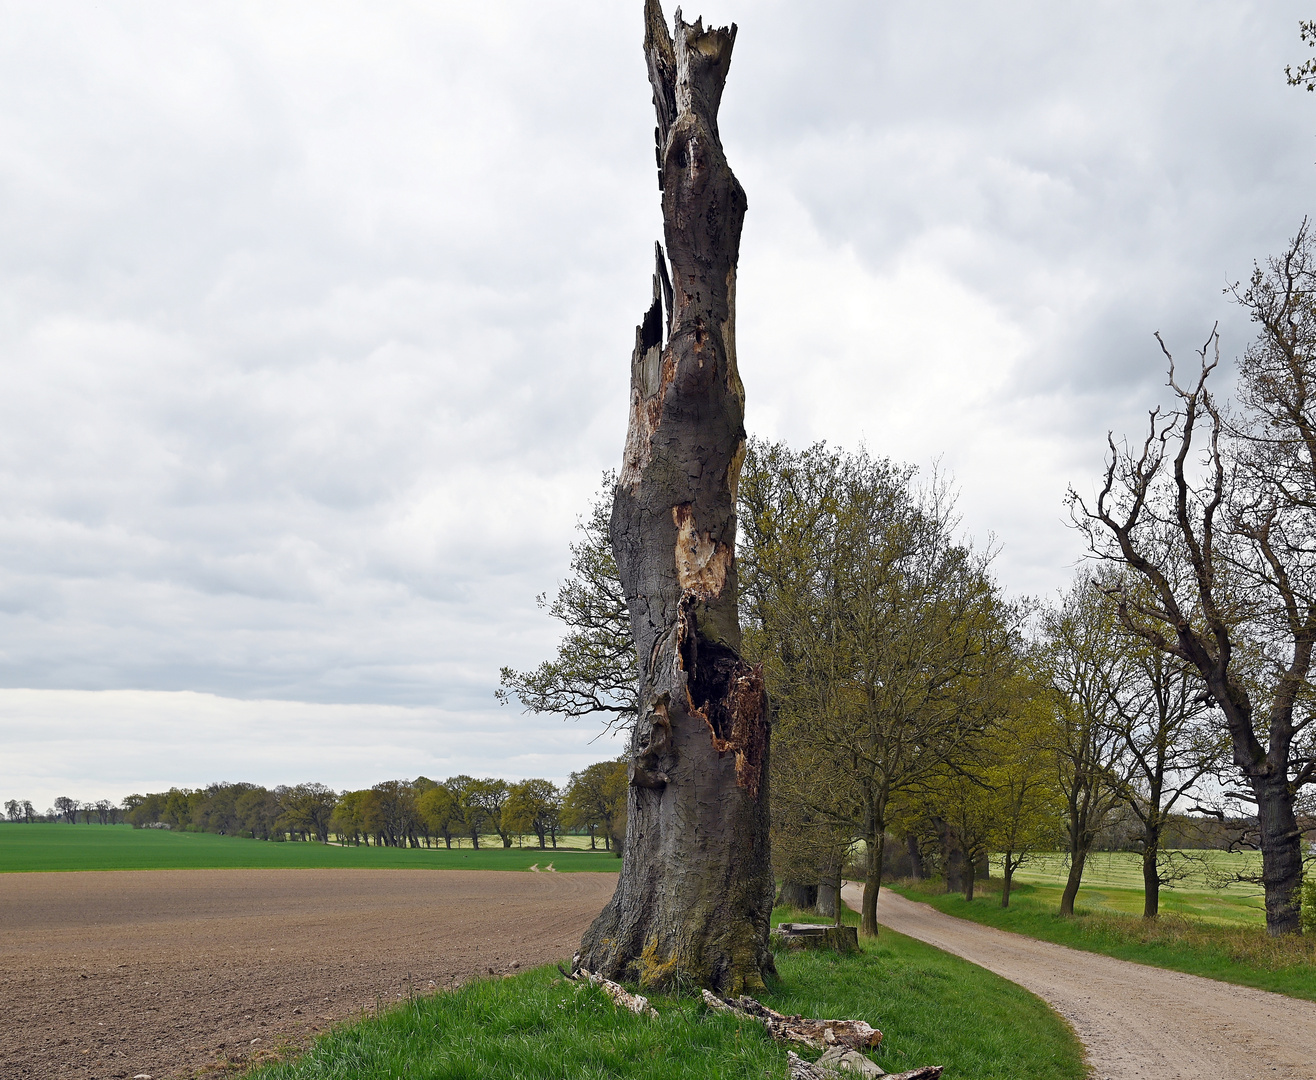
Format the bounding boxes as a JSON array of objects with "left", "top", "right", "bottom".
[{"left": 0, "top": 0, "right": 1313, "bottom": 801}]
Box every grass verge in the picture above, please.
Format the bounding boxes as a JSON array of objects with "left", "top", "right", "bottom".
[
  {"left": 239, "top": 906, "right": 1085, "bottom": 1080},
  {"left": 887, "top": 876, "right": 1316, "bottom": 1001},
  {"left": 0, "top": 824, "right": 619, "bottom": 873}
]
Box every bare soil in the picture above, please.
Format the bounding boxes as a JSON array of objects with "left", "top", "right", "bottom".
[
  {"left": 0, "top": 867, "right": 618, "bottom": 1079},
  {"left": 845, "top": 884, "right": 1316, "bottom": 1080}
]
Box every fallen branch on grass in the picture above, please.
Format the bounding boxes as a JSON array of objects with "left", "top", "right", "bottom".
[
  {"left": 565, "top": 968, "right": 659, "bottom": 1018},
  {"left": 786, "top": 1051, "right": 943, "bottom": 1080},
  {"left": 701, "top": 989, "right": 881, "bottom": 1050}
]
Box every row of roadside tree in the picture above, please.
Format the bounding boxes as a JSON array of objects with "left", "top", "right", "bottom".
[{"left": 501, "top": 223, "right": 1316, "bottom": 936}]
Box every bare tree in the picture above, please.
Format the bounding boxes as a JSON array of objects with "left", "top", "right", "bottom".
[
  {"left": 1072, "top": 225, "right": 1316, "bottom": 933},
  {"left": 576, "top": 1, "right": 774, "bottom": 993}
]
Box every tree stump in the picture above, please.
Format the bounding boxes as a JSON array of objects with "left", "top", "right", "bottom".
[{"left": 772, "top": 923, "right": 860, "bottom": 954}]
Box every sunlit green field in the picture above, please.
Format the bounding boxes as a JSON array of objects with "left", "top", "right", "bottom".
[
  {"left": 0, "top": 823, "right": 620, "bottom": 873},
  {"left": 992, "top": 850, "right": 1266, "bottom": 926}
]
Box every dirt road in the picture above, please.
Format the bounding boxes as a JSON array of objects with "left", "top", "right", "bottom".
[
  {"left": 843, "top": 883, "right": 1316, "bottom": 1080},
  {"left": 0, "top": 867, "right": 617, "bottom": 1080}
]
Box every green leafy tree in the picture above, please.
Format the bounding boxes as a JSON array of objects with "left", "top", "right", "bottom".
[
  {"left": 416, "top": 784, "right": 459, "bottom": 848},
  {"left": 363, "top": 780, "right": 423, "bottom": 847},
  {"left": 236, "top": 787, "right": 279, "bottom": 840},
  {"left": 331, "top": 790, "right": 369, "bottom": 845},
  {"left": 1287, "top": 20, "right": 1316, "bottom": 91},
  {"left": 444, "top": 775, "right": 487, "bottom": 849},
  {"left": 1038, "top": 578, "right": 1133, "bottom": 916},
  {"left": 498, "top": 473, "right": 638, "bottom": 730},
  {"left": 467, "top": 779, "right": 512, "bottom": 848},
  {"left": 505, "top": 779, "right": 563, "bottom": 849},
  {"left": 279, "top": 783, "right": 339, "bottom": 843},
  {"left": 986, "top": 688, "right": 1065, "bottom": 908},
  {"left": 740, "top": 439, "right": 1019, "bottom": 936},
  {"left": 562, "top": 759, "right": 627, "bottom": 853}
]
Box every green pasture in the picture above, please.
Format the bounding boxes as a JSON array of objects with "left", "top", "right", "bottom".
[
  {"left": 242, "top": 904, "right": 1084, "bottom": 1080},
  {"left": 1000, "top": 849, "right": 1264, "bottom": 897},
  {"left": 0, "top": 823, "right": 620, "bottom": 873},
  {"left": 990, "top": 850, "right": 1268, "bottom": 926}
]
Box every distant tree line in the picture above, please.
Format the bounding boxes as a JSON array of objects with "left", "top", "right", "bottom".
[
  {"left": 2, "top": 760, "right": 628, "bottom": 853},
  {"left": 5, "top": 797, "right": 125, "bottom": 825}
]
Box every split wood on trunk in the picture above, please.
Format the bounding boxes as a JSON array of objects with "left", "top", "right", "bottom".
[{"left": 575, "top": 0, "right": 774, "bottom": 994}]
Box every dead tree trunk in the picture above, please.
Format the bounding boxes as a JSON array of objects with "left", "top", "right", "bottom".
[{"left": 575, "top": 0, "right": 774, "bottom": 995}]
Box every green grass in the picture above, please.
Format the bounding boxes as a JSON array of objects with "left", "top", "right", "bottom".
[
  {"left": 989, "top": 877, "right": 1264, "bottom": 926},
  {"left": 888, "top": 876, "right": 1316, "bottom": 1002},
  {"left": 0, "top": 824, "right": 620, "bottom": 873},
  {"left": 240, "top": 905, "right": 1085, "bottom": 1080},
  {"left": 998, "top": 850, "right": 1266, "bottom": 917}
]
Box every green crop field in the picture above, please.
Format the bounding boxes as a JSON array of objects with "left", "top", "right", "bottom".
[{"left": 0, "top": 824, "right": 621, "bottom": 873}]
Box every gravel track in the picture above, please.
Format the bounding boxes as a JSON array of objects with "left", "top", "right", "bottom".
[
  {"left": 843, "top": 883, "right": 1316, "bottom": 1080},
  {"left": 0, "top": 867, "right": 617, "bottom": 1079}
]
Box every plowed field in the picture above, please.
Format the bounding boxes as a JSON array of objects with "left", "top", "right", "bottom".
[{"left": 0, "top": 868, "right": 617, "bottom": 1079}]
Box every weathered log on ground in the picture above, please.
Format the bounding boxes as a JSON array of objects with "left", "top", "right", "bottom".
[
  {"left": 787, "top": 1051, "right": 943, "bottom": 1080},
  {"left": 814, "top": 1046, "right": 886, "bottom": 1077},
  {"left": 772, "top": 923, "right": 859, "bottom": 953},
  {"left": 787, "top": 1051, "right": 834, "bottom": 1080},
  {"left": 569, "top": 968, "right": 659, "bottom": 1018},
  {"left": 702, "top": 989, "right": 881, "bottom": 1050},
  {"left": 576, "top": 0, "right": 774, "bottom": 995}
]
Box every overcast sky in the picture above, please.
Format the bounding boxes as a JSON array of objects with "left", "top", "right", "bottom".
[{"left": 2, "top": 1, "right": 1313, "bottom": 811}]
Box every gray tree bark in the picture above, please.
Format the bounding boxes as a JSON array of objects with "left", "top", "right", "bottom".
[{"left": 575, "top": 0, "right": 775, "bottom": 995}]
